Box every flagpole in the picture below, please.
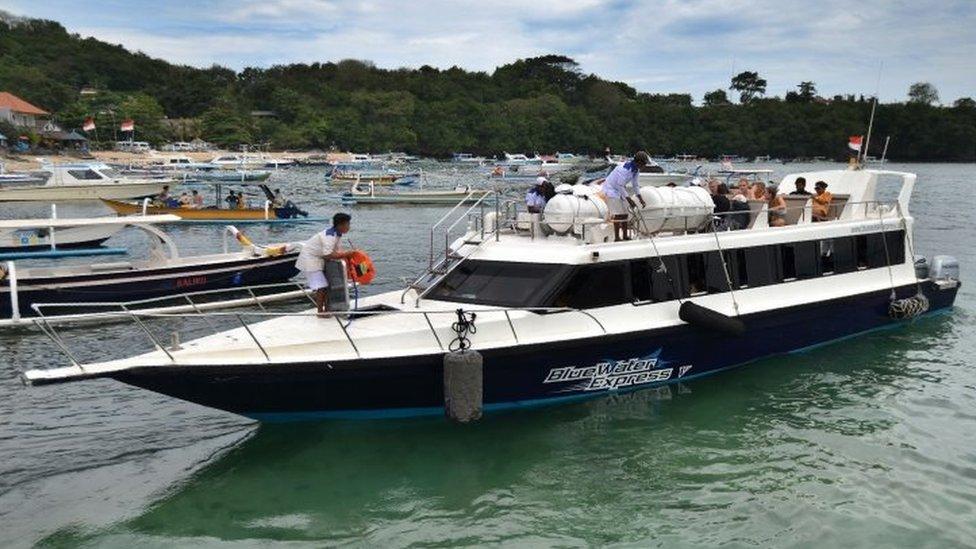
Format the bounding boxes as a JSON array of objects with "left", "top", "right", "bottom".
[{"left": 861, "top": 62, "right": 883, "bottom": 164}]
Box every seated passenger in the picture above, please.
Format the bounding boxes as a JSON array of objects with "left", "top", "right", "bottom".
[
  {"left": 751, "top": 181, "right": 767, "bottom": 201},
  {"left": 272, "top": 189, "right": 285, "bottom": 208},
  {"left": 790, "top": 177, "right": 811, "bottom": 196},
  {"left": 767, "top": 185, "right": 787, "bottom": 226},
  {"left": 811, "top": 180, "right": 833, "bottom": 221},
  {"left": 736, "top": 178, "right": 751, "bottom": 199},
  {"left": 177, "top": 192, "right": 192, "bottom": 207},
  {"left": 225, "top": 190, "right": 239, "bottom": 209},
  {"left": 712, "top": 183, "right": 732, "bottom": 213},
  {"left": 191, "top": 189, "right": 203, "bottom": 208}
]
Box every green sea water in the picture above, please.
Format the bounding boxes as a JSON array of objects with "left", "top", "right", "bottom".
[{"left": 1, "top": 162, "right": 973, "bottom": 547}]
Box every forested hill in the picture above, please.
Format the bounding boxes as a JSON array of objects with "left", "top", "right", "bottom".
[{"left": 1, "top": 13, "right": 974, "bottom": 161}]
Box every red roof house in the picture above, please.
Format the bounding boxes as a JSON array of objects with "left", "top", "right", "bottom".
[{"left": 0, "top": 91, "right": 50, "bottom": 129}]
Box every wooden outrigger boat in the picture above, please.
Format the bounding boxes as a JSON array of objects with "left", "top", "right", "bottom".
[
  {"left": 340, "top": 182, "right": 490, "bottom": 205},
  {"left": 0, "top": 217, "right": 302, "bottom": 324},
  {"left": 327, "top": 168, "right": 420, "bottom": 186},
  {"left": 101, "top": 183, "right": 309, "bottom": 221}
]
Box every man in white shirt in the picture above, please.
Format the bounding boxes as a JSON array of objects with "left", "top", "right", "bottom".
[
  {"left": 296, "top": 212, "right": 356, "bottom": 315},
  {"left": 602, "top": 151, "right": 649, "bottom": 241},
  {"left": 525, "top": 176, "right": 550, "bottom": 213}
]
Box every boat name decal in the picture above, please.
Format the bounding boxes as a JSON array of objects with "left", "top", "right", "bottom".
[
  {"left": 544, "top": 357, "right": 691, "bottom": 392},
  {"left": 850, "top": 223, "right": 886, "bottom": 234},
  {"left": 176, "top": 275, "right": 207, "bottom": 289}
]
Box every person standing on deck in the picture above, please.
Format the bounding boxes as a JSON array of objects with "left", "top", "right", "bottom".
[
  {"left": 296, "top": 213, "right": 357, "bottom": 315},
  {"left": 602, "top": 151, "right": 649, "bottom": 241}
]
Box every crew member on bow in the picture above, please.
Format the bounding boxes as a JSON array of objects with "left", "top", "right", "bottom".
[
  {"left": 603, "top": 151, "right": 649, "bottom": 241},
  {"left": 296, "top": 213, "right": 357, "bottom": 315}
]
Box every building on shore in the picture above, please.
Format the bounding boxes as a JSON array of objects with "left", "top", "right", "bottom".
[{"left": 0, "top": 91, "right": 50, "bottom": 130}]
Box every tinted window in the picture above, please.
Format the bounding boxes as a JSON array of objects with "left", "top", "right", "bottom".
[
  {"left": 553, "top": 263, "right": 629, "bottom": 309},
  {"left": 67, "top": 169, "right": 102, "bottom": 180},
  {"left": 743, "top": 246, "right": 781, "bottom": 287},
  {"left": 705, "top": 251, "right": 734, "bottom": 293},
  {"left": 793, "top": 241, "right": 820, "bottom": 279},
  {"left": 858, "top": 231, "right": 904, "bottom": 269},
  {"left": 650, "top": 256, "right": 687, "bottom": 302},
  {"left": 428, "top": 260, "right": 567, "bottom": 307},
  {"left": 631, "top": 260, "right": 652, "bottom": 302},
  {"left": 825, "top": 237, "right": 857, "bottom": 274}
]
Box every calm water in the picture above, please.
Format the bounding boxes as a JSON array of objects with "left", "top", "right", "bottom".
[{"left": 0, "top": 162, "right": 974, "bottom": 548}]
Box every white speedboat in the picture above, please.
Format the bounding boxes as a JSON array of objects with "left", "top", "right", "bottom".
[
  {"left": 22, "top": 168, "right": 960, "bottom": 423},
  {"left": 495, "top": 153, "right": 543, "bottom": 168},
  {"left": 0, "top": 213, "right": 125, "bottom": 253},
  {"left": 0, "top": 163, "right": 171, "bottom": 202},
  {"left": 451, "top": 153, "right": 487, "bottom": 164}
]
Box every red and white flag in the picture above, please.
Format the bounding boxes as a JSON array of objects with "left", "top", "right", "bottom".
[
  {"left": 82, "top": 116, "right": 96, "bottom": 132},
  {"left": 120, "top": 118, "right": 135, "bottom": 132},
  {"left": 848, "top": 135, "right": 863, "bottom": 152}
]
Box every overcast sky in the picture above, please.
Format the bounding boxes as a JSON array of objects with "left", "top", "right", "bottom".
[{"left": 5, "top": 0, "right": 975, "bottom": 104}]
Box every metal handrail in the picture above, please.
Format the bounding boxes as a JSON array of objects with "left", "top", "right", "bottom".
[{"left": 34, "top": 304, "right": 610, "bottom": 368}]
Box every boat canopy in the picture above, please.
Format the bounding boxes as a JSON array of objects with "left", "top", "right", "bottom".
[{"left": 0, "top": 214, "right": 181, "bottom": 230}]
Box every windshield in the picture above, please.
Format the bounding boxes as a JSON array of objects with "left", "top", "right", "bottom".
[{"left": 427, "top": 260, "right": 570, "bottom": 308}]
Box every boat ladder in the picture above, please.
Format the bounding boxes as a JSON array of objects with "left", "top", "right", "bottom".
[{"left": 400, "top": 189, "right": 510, "bottom": 306}]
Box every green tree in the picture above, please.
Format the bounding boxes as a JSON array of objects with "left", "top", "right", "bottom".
[
  {"left": 703, "top": 89, "right": 730, "bottom": 106},
  {"left": 730, "top": 71, "right": 767, "bottom": 103},
  {"left": 908, "top": 82, "right": 939, "bottom": 105},
  {"left": 953, "top": 97, "right": 975, "bottom": 108}
]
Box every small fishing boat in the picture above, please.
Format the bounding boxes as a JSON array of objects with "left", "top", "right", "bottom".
[
  {"left": 450, "top": 153, "right": 487, "bottom": 165},
  {"left": 0, "top": 163, "right": 171, "bottom": 202},
  {"left": 101, "top": 183, "right": 308, "bottom": 221},
  {"left": 340, "top": 182, "right": 489, "bottom": 205},
  {"left": 327, "top": 168, "right": 419, "bottom": 186},
  {"left": 0, "top": 218, "right": 300, "bottom": 322},
  {"left": 0, "top": 210, "right": 127, "bottom": 253},
  {"left": 0, "top": 162, "right": 46, "bottom": 185},
  {"left": 183, "top": 169, "right": 271, "bottom": 182}
]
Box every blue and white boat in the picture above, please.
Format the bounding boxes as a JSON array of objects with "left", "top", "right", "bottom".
[{"left": 23, "top": 169, "right": 960, "bottom": 422}]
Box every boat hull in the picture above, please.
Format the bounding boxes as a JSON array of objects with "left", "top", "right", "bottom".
[
  {"left": 104, "top": 280, "right": 958, "bottom": 421},
  {"left": 100, "top": 199, "right": 294, "bottom": 220},
  {"left": 0, "top": 182, "right": 168, "bottom": 202},
  {"left": 0, "top": 224, "right": 120, "bottom": 252},
  {"left": 0, "top": 253, "right": 300, "bottom": 318}
]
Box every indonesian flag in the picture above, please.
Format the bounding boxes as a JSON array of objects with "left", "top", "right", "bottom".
[
  {"left": 848, "top": 135, "right": 863, "bottom": 152},
  {"left": 120, "top": 118, "right": 135, "bottom": 132},
  {"left": 82, "top": 116, "right": 95, "bottom": 132}
]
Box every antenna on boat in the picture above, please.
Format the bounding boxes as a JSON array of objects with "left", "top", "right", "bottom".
[{"left": 860, "top": 61, "right": 884, "bottom": 165}]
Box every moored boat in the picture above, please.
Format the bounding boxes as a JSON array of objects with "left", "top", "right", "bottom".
[
  {"left": 0, "top": 163, "right": 172, "bottom": 202},
  {"left": 22, "top": 169, "right": 961, "bottom": 423},
  {"left": 340, "top": 182, "right": 490, "bottom": 205},
  {"left": 0, "top": 216, "right": 301, "bottom": 322}
]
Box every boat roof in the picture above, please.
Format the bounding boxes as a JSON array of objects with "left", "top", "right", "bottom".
[{"left": 0, "top": 214, "right": 182, "bottom": 229}]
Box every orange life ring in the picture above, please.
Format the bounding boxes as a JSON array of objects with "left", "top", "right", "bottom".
[{"left": 346, "top": 250, "right": 376, "bottom": 285}]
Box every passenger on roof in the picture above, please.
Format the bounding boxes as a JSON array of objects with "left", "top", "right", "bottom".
[
  {"left": 525, "top": 176, "right": 554, "bottom": 214},
  {"left": 790, "top": 177, "right": 811, "bottom": 196},
  {"left": 811, "top": 181, "right": 833, "bottom": 221},
  {"left": 767, "top": 184, "right": 787, "bottom": 226},
  {"left": 603, "top": 151, "right": 649, "bottom": 241}
]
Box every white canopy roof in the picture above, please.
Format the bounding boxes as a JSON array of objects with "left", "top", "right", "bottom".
[{"left": 0, "top": 214, "right": 181, "bottom": 230}]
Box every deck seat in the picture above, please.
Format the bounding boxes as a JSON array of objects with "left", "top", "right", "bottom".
[
  {"left": 828, "top": 194, "right": 850, "bottom": 220},
  {"left": 783, "top": 196, "right": 812, "bottom": 225}
]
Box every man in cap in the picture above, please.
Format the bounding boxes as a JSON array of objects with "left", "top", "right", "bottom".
[
  {"left": 811, "top": 181, "right": 833, "bottom": 221},
  {"left": 526, "top": 175, "right": 550, "bottom": 213},
  {"left": 602, "top": 151, "right": 650, "bottom": 241}
]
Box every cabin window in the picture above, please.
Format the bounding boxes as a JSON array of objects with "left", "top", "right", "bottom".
[
  {"left": 631, "top": 260, "right": 653, "bottom": 302},
  {"left": 705, "top": 251, "right": 735, "bottom": 293},
  {"left": 686, "top": 254, "right": 708, "bottom": 295},
  {"left": 553, "top": 263, "right": 629, "bottom": 309},
  {"left": 742, "top": 246, "right": 781, "bottom": 287},
  {"left": 427, "top": 260, "right": 567, "bottom": 307},
  {"left": 687, "top": 252, "right": 732, "bottom": 295},
  {"left": 650, "top": 256, "right": 687, "bottom": 302},
  {"left": 825, "top": 237, "right": 857, "bottom": 274},
  {"left": 857, "top": 231, "right": 905, "bottom": 269},
  {"left": 793, "top": 241, "right": 820, "bottom": 279},
  {"left": 67, "top": 169, "right": 102, "bottom": 180}
]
